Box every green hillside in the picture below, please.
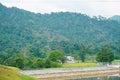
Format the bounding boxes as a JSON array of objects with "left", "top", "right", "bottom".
[
  {"left": 0, "top": 65, "right": 37, "bottom": 80},
  {"left": 0, "top": 3, "right": 120, "bottom": 68}
]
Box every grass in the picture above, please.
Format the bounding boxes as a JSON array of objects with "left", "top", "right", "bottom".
[
  {"left": 62, "top": 62, "right": 97, "bottom": 68},
  {"left": 62, "top": 59, "right": 120, "bottom": 68},
  {"left": 113, "top": 60, "right": 120, "bottom": 62},
  {"left": 0, "top": 65, "right": 37, "bottom": 80},
  {"left": 18, "top": 74, "right": 37, "bottom": 80}
]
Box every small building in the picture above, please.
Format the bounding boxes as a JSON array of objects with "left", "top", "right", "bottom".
[{"left": 66, "top": 56, "right": 75, "bottom": 63}]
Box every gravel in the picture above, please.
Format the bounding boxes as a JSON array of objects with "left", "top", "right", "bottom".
[{"left": 20, "top": 66, "right": 119, "bottom": 75}]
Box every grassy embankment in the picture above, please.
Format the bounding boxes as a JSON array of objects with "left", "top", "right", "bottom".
[
  {"left": 62, "top": 60, "right": 97, "bottom": 68},
  {"left": 0, "top": 65, "right": 37, "bottom": 80},
  {"left": 62, "top": 59, "right": 120, "bottom": 68}
]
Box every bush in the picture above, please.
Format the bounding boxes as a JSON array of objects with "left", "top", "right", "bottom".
[
  {"left": 45, "top": 59, "right": 62, "bottom": 68},
  {"left": 32, "top": 58, "right": 45, "bottom": 68},
  {"left": 51, "top": 62, "right": 62, "bottom": 68}
]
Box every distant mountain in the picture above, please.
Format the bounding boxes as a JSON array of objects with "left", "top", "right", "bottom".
[
  {"left": 109, "top": 15, "right": 120, "bottom": 22},
  {"left": 0, "top": 3, "right": 120, "bottom": 55}
]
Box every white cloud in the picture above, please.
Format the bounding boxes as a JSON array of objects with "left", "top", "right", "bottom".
[{"left": 0, "top": 0, "right": 120, "bottom": 17}]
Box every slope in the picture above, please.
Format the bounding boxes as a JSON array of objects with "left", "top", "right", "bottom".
[
  {"left": 0, "top": 3, "right": 120, "bottom": 55},
  {"left": 0, "top": 65, "right": 37, "bottom": 80}
]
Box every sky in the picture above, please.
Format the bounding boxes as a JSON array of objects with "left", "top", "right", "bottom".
[{"left": 0, "top": 0, "right": 120, "bottom": 18}]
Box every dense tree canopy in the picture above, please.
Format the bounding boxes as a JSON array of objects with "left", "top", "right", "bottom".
[
  {"left": 96, "top": 45, "right": 114, "bottom": 64},
  {"left": 0, "top": 4, "right": 119, "bottom": 69}
]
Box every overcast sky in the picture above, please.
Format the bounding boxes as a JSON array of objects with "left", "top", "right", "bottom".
[{"left": 0, "top": 0, "right": 120, "bottom": 18}]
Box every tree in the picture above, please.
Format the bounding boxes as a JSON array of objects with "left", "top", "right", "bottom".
[
  {"left": 79, "top": 44, "right": 86, "bottom": 62},
  {"left": 47, "top": 50, "right": 65, "bottom": 64},
  {"left": 15, "top": 58, "right": 24, "bottom": 69},
  {"left": 32, "top": 58, "right": 45, "bottom": 68},
  {"left": 96, "top": 45, "right": 114, "bottom": 65},
  {"left": 23, "top": 58, "right": 32, "bottom": 69},
  {"left": 4, "top": 57, "right": 16, "bottom": 66},
  {"left": 45, "top": 58, "right": 52, "bottom": 68},
  {"left": 4, "top": 51, "right": 24, "bottom": 68}
]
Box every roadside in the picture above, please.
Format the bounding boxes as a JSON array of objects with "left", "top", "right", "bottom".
[
  {"left": 20, "top": 66, "right": 120, "bottom": 79},
  {"left": 33, "top": 69, "right": 120, "bottom": 79}
]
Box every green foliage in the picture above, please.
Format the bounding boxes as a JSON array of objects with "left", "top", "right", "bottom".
[
  {"left": 0, "top": 4, "right": 120, "bottom": 57},
  {"left": 50, "top": 61, "right": 62, "bottom": 68},
  {"left": 45, "top": 59, "right": 51, "bottom": 68},
  {"left": 79, "top": 44, "right": 87, "bottom": 62},
  {"left": 32, "top": 58, "right": 45, "bottom": 68},
  {"left": 4, "top": 58, "right": 15, "bottom": 66},
  {"left": 4, "top": 54, "right": 24, "bottom": 69},
  {"left": 96, "top": 45, "right": 114, "bottom": 63},
  {"left": 0, "top": 58, "right": 3, "bottom": 64},
  {"left": 114, "top": 54, "right": 120, "bottom": 60},
  {"left": 47, "top": 50, "right": 65, "bottom": 63},
  {"left": 23, "top": 58, "right": 32, "bottom": 69},
  {"left": 4, "top": 52, "right": 32, "bottom": 69},
  {"left": 0, "top": 4, "right": 119, "bottom": 69},
  {"left": 45, "top": 59, "right": 62, "bottom": 68},
  {"left": 15, "top": 58, "right": 24, "bottom": 69}
]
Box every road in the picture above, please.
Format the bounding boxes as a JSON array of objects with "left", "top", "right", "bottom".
[{"left": 20, "top": 66, "right": 119, "bottom": 76}]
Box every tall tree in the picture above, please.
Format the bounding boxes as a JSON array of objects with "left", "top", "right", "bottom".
[
  {"left": 79, "top": 44, "right": 86, "bottom": 62},
  {"left": 96, "top": 45, "right": 114, "bottom": 64}
]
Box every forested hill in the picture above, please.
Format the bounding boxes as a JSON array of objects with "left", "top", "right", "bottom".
[
  {"left": 109, "top": 15, "right": 120, "bottom": 22},
  {"left": 0, "top": 3, "right": 120, "bottom": 55}
]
